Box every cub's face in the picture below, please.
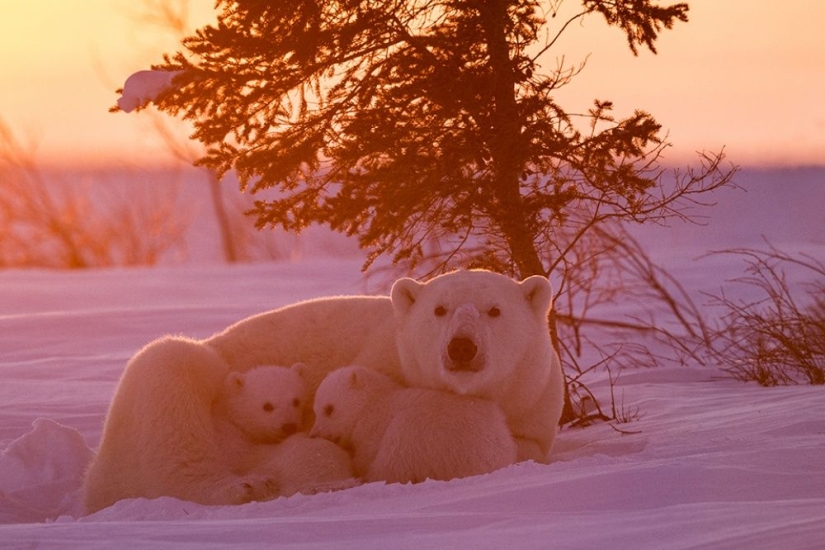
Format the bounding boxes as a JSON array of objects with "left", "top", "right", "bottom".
[
  {"left": 391, "top": 270, "right": 553, "bottom": 397},
  {"left": 224, "top": 363, "right": 308, "bottom": 444},
  {"left": 310, "top": 367, "right": 377, "bottom": 449}
]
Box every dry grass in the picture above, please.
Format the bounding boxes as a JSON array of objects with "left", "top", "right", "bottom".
[{"left": 709, "top": 244, "right": 825, "bottom": 386}]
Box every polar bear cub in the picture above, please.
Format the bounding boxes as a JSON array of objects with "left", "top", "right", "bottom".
[
  {"left": 216, "top": 363, "right": 356, "bottom": 495},
  {"left": 254, "top": 433, "right": 357, "bottom": 498},
  {"left": 311, "top": 365, "right": 517, "bottom": 484},
  {"left": 215, "top": 363, "right": 308, "bottom": 445}
]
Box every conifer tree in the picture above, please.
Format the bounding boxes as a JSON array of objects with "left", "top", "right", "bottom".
[{"left": 141, "top": 0, "right": 732, "bottom": 280}]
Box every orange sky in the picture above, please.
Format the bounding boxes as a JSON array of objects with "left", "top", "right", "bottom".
[{"left": 0, "top": 0, "right": 823, "bottom": 168}]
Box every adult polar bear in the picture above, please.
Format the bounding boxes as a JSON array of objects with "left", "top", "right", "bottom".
[
  {"left": 84, "top": 270, "right": 564, "bottom": 512},
  {"left": 209, "top": 269, "right": 564, "bottom": 460}
]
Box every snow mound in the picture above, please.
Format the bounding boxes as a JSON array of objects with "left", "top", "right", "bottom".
[{"left": 0, "top": 419, "right": 94, "bottom": 523}]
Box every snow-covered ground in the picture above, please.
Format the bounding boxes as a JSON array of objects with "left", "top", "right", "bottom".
[{"left": 1, "top": 169, "right": 824, "bottom": 548}]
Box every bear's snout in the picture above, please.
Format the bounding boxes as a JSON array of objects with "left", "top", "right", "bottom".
[
  {"left": 281, "top": 423, "right": 298, "bottom": 436},
  {"left": 443, "top": 303, "right": 485, "bottom": 373},
  {"left": 447, "top": 336, "right": 483, "bottom": 371},
  {"left": 448, "top": 337, "right": 477, "bottom": 363}
]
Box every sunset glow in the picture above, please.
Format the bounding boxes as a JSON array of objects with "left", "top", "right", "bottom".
[{"left": 0, "top": 0, "right": 823, "bottom": 167}]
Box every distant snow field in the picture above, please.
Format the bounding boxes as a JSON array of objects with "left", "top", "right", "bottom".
[{"left": 1, "top": 169, "right": 824, "bottom": 548}]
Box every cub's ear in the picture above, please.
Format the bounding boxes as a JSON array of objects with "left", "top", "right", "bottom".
[
  {"left": 226, "top": 372, "right": 245, "bottom": 393},
  {"left": 290, "top": 362, "right": 308, "bottom": 379},
  {"left": 346, "top": 367, "right": 371, "bottom": 390},
  {"left": 520, "top": 275, "right": 553, "bottom": 318},
  {"left": 391, "top": 277, "right": 423, "bottom": 316}
]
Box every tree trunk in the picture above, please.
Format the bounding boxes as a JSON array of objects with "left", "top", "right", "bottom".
[
  {"left": 207, "top": 169, "right": 239, "bottom": 263},
  {"left": 478, "top": 0, "right": 561, "bottom": 351},
  {"left": 478, "top": 0, "right": 569, "bottom": 424},
  {"left": 477, "top": 0, "right": 545, "bottom": 280}
]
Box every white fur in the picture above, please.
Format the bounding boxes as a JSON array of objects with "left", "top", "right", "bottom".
[
  {"left": 84, "top": 270, "right": 563, "bottom": 511},
  {"left": 214, "top": 366, "right": 356, "bottom": 497},
  {"left": 311, "top": 366, "right": 517, "bottom": 483},
  {"left": 252, "top": 434, "right": 357, "bottom": 497},
  {"left": 390, "top": 270, "right": 564, "bottom": 461},
  {"left": 83, "top": 337, "right": 281, "bottom": 512},
  {"left": 217, "top": 363, "right": 308, "bottom": 445}
]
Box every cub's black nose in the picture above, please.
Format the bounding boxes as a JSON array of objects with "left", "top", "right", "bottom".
[{"left": 448, "top": 337, "right": 478, "bottom": 364}]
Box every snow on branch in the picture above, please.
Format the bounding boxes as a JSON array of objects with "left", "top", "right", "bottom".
[{"left": 116, "top": 70, "right": 186, "bottom": 113}]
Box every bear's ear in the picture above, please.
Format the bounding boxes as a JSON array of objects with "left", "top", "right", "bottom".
[
  {"left": 391, "top": 278, "right": 423, "bottom": 316},
  {"left": 347, "top": 367, "right": 370, "bottom": 390},
  {"left": 290, "top": 362, "right": 308, "bottom": 380},
  {"left": 226, "top": 372, "right": 245, "bottom": 393},
  {"left": 520, "top": 275, "right": 553, "bottom": 317}
]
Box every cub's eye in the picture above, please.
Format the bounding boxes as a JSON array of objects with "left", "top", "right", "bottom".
[
  {"left": 487, "top": 306, "right": 501, "bottom": 318},
  {"left": 434, "top": 305, "right": 447, "bottom": 317},
  {"left": 292, "top": 398, "right": 301, "bottom": 408},
  {"left": 323, "top": 404, "right": 335, "bottom": 417},
  {"left": 262, "top": 402, "right": 274, "bottom": 412}
]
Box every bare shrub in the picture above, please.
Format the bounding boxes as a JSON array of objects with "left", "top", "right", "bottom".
[
  {"left": 0, "top": 121, "right": 189, "bottom": 269},
  {"left": 709, "top": 244, "right": 825, "bottom": 386},
  {"left": 553, "top": 221, "right": 713, "bottom": 425}
]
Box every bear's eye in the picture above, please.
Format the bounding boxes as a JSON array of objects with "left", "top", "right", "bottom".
[
  {"left": 434, "top": 305, "right": 447, "bottom": 317},
  {"left": 487, "top": 306, "right": 501, "bottom": 318},
  {"left": 323, "top": 404, "right": 335, "bottom": 417},
  {"left": 292, "top": 398, "right": 301, "bottom": 408},
  {"left": 262, "top": 402, "right": 274, "bottom": 413}
]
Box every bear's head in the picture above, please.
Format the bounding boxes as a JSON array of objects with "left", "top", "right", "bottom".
[
  {"left": 391, "top": 270, "right": 554, "bottom": 398},
  {"left": 310, "top": 366, "right": 399, "bottom": 449},
  {"left": 223, "top": 362, "right": 308, "bottom": 444}
]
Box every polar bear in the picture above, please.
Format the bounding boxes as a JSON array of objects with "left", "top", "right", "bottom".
[
  {"left": 250, "top": 434, "right": 357, "bottom": 497},
  {"left": 213, "top": 364, "right": 356, "bottom": 496},
  {"left": 206, "top": 270, "right": 563, "bottom": 461},
  {"left": 84, "top": 337, "right": 282, "bottom": 513},
  {"left": 215, "top": 363, "right": 308, "bottom": 446},
  {"left": 389, "top": 271, "right": 564, "bottom": 462},
  {"left": 85, "top": 270, "right": 563, "bottom": 510},
  {"left": 311, "top": 366, "right": 517, "bottom": 483}
]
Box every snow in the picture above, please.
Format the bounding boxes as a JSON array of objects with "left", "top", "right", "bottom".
[
  {"left": 117, "top": 70, "right": 186, "bottom": 113},
  {"left": 1, "top": 170, "right": 825, "bottom": 548}
]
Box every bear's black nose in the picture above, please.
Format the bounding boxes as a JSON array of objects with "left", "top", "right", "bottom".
[
  {"left": 281, "top": 423, "right": 297, "bottom": 436},
  {"left": 448, "top": 337, "right": 478, "bottom": 364}
]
